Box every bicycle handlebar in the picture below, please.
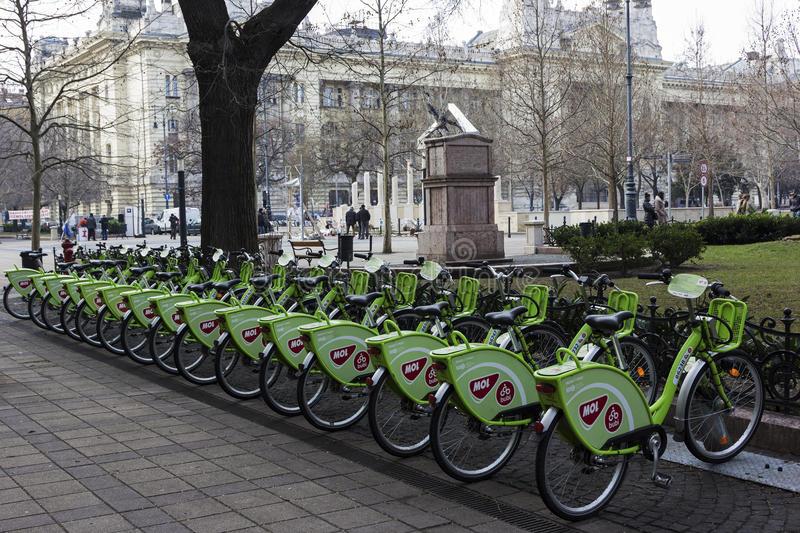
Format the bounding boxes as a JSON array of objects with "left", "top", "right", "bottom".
[
  {"left": 354, "top": 253, "right": 371, "bottom": 260},
  {"left": 637, "top": 272, "right": 663, "bottom": 280}
]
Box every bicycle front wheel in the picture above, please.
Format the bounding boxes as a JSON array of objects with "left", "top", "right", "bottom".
[
  {"left": 148, "top": 318, "right": 178, "bottom": 374},
  {"left": 61, "top": 300, "right": 80, "bottom": 340},
  {"left": 28, "top": 291, "right": 47, "bottom": 330},
  {"left": 215, "top": 336, "right": 261, "bottom": 399},
  {"left": 536, "top": 411, "right": 629, "bottom": 521},
  {"left": 297, "top": 356, "right": 368, "bottom": 431},
  {"left": 97, "top": 306, "right": 125, "bottom": 355},
  {"left": 3, "top": 284, "right": 30, "bottom": 319},
  {"left": 368, "top": 373, "right": 430, "bottom": 457},
  {"left": 76, "top": 301, "right": 101, "bottom": 346},
  {"left": 430, "top": 386, "right": 522, "bottom": 482},
  {"left": 121, "top": 312, "right": 153, "bottom": 364},
  {"left": 451, "top": 316, "right": 491, "bottom": 343},
  {"left": 174, "top": 326, "right": 217, "bottom": 385},
  {"left": 41, "top": 295, "right": 64, "bottom": 333},
  {"left": 259, "top": 345, "right": 300, "bottom": 416},
  {"left": 585, "top": 336, "right": 659, "bottom": 405},
  {"left": 681, "top": 349, "right": 764, "bottom": 463},
  {"left": 518, "top": 324, "right": 566, "bottom": 368}
]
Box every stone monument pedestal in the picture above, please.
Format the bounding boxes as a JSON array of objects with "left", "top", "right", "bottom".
[{"left": 417, "top": 133, "right": 504, "bottom": 263}]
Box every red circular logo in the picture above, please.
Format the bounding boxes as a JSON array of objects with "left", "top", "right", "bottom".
[
  {"left": 495, "top": 380, "right": 515, "bottom": 406},
  {"left": 604, "top": 403, "right": 623, "bottom": 433},
  {"left": 353, "top": 351, "right": 370, "bottom": 372},
  {"left": 425, "top": 364, "right": 439, "bottom": 387}
]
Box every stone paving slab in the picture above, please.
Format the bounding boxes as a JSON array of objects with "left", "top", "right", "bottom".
[{"left": 1, "top": 313, "right": 799, "bottom": 533}]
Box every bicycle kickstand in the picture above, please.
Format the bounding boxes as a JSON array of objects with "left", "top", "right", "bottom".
[{"left": 648, "top": 433, "right": 673, "bottom": 489}]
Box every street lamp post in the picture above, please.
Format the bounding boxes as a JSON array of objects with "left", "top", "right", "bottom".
[
  {"left": 153, "top": 106, "right": 169, "bottom": 210},
  {"left": 177, "top": 157, "right": 187, "bottom": 248},
  {"left": 607, "top": 0, "right": 650, "bottom": 220}
]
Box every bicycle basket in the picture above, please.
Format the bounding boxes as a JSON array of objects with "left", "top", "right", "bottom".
[
  {"left": 395, "top": 272, "right": 418, "bottom": 306},
  {"left": 706, "top": 298, "right": 747, "bottom": 352},
  {"left": 606, "top": 289, "right": 638, "bottom": 337},
  {"left": 521, "top": 284, "right": 549, "bottom": 325},
  {"left": 349, "top": 270, "right": 369, "bottom": 295},
  {"left": 456, "top": 276, "right": 480, "bottom": 315}
]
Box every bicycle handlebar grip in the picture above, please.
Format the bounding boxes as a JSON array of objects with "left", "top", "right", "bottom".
[
  {"left": 536, "top": 266, "right": 562, "bottom": 274},
  {"left": 403, "top": 259, "right": 420, "bottom": 265},
  {"left": 307, "top": 251, "right": 323, "bottom": 258},
  {"left": 354, "top": 253, "right": 370, "bottom": 260},
  {"left": 637, "top": 273, "right": 663, "bottom": 280},
  {"left": 268, "top": 250, "right": 283, "bottom": 256}
]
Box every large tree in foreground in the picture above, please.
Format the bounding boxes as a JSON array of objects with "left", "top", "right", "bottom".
[{"left": 178, "top": 0, "right": 317, "bottom": 251}]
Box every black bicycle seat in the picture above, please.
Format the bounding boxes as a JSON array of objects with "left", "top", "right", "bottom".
[
  {"left": 213, "top": 279, "right": 241, "bottom": 292},
  {"left": 485, "top": 306, "right": 527, "bottom": 327},
  {"left": 187, "top": 280, "right": 215, "bottom": 293},
  {"left": 345, "top": 291, "right": 383, "bottom": 307},
  {"left": 73, "top": 264, "right": 93, "bottom": 272},
  {"left": 251, "top": 274, "right": 280, "bottom": 289},
  {"left": 584, "top": 311, "right": 634, "bottom": 334},
  {"left": 130, "top": 266, "right": 156, "bottom": 276},
  {"left": 154, "top": 271, "right": 182, "bottom": 281},
  {"left": 412, "top": 301, "right": 450, "bottom": 318},
  {"left": 296, "top": 275, "right": 328, "bottom": 288},
  {"left": 56, "top": 262, "right": 76, "bottom": 270}
]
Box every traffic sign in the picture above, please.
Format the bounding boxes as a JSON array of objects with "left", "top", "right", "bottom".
[
  {"left": 164, "top": 193, "right": 171, "bottom": 200},
  {"left": 700, "top": 162, "right": 708, "bottom": 174},
  {"left": 700, "top": 175, "right": 708, "bottom": 187}
]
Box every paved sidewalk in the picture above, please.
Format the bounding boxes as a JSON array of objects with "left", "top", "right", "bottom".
[{"left": 1, "top": 313, "right": 799, "bottom": 533}]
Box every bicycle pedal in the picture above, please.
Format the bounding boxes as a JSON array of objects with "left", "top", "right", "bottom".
[{"left": 652, "top": 472, "right": 672, "bottom": 489}]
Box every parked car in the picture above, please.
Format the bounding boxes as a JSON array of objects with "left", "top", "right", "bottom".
[
  {"left": 143, "top": 217, "right": 160, "bottom": 235},
  {"left": 155, "top": 207, "right": 200, "bottom": 233},
  {"left": 186, "top": 220, "right": 201, "bottom": 236},
  {"left": 270, "top": 214, "right": 287, "bottom": 227}
]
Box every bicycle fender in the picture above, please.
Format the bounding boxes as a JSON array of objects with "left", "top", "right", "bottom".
[
  {"left": 673, "top": 357, "right": 709, "bottom": 441},
  {"left": 297, "top": 352, "right": 316, "bottom": 376},
  {"left": 260, "top": 342, "right": 275, "bottom": 358},
  {"left": 431, "top": 382, "right": 451, "bottom": 407},
  {"left": 214, "top": 331, "right": 230, "bottom": 350},
  {"left": 366, "top": 366, "right": 386, "bottom": 392},
  {"left": 533, "top": 406, "right": 560, "bottom": 441}
]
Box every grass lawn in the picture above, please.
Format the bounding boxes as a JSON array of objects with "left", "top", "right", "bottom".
[{"left": 614, "top": 240, "right": 799, "bottom": 320}]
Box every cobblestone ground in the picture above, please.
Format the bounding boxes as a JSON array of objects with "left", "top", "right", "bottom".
[{"left": 1, "top": 313, "right": 798, "bottom": 533}]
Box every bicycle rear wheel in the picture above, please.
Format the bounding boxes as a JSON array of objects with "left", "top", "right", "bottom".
[
  {"left": 517, "top": 324, "right": 566, "bottom": 368},
  {"left": 215, "top": 335, "right": 261, "bottom": 399},
  {"left": 681, "top": 350, "right": 764, "bottom": 463},
  {"left": 148, "top": 318, "right": 178, "bottom": 374},
  {"left": 76, "top": 301, "right": 101, "bottom": 346},
  {"left": 536, "top": 411, "right": 629, "bottom": 521},
  {"left": 97, "top": 306, "right": 125, "bottom": 355},
  {"left": 429, "top": 386, "right": 522, "bottom": 482},
  {"left": 368, "top": 374, "right": 430, "bottom": 457},
  {"left": 259, "top": 345, "right": 300, "bottom": 416},
  {"left": 174, "top": 326, "right": 217, "bottom": 385},
  {"left": 121, "top": 312, "right": 152, "bottom": 364},
  {"left": 3, "top": 284, "right": 30, "bottom": 319},
  {"left": 297, "top": 356, "right": 368, "bottom": 431}
]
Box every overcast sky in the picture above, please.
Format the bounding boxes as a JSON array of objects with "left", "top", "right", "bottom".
[{"left": 307, "top": 0, "right": 799, "bottom": 64}]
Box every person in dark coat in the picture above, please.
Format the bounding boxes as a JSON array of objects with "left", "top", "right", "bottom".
[
  {"left": 100, "top": 215, "right": 110, "bottom": 240},
  {"left": 169, "top": 214, "right": 179, "bottom": 240},
  {"left": 258, "top": 208, "right": 267, "bottom": 234},
  {"left": 86, "top": 213, "right": 97, "bottom": 241},
  {"left": 345, "top": 207, "right": 357, "bottom": 235},
  {"left": 357, "top": 205, "right": 370, "bottom": 239},
  {"left": 643, "top": 193, "right": 655, "bottom": 228}
]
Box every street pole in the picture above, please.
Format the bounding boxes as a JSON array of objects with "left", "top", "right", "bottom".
[
  {"left": 624, "top": 0, "right": 637, "bottom": 220},
  {"left": 177, "top": 157, "right": 187, "bottom": 248},
  {"left": 162, "top": 111, "right": 169, "bottom": 210},
  {"left": 299, "top": 154, "right": 305, "bottom": 239},
  {"left": 666, "top": 152, "right": 672, "bottom": 220},
  {"left": 261, "top": 84, "right": 271, "bottom": 221}
]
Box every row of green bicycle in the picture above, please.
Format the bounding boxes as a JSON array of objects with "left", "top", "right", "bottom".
[{"left": 3, "top": 247, "right": 764, "bottom": 521}]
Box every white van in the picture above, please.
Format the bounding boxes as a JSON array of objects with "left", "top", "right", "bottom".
[{"left": 155, "top": 207, "right": 200, "bottom": 233}]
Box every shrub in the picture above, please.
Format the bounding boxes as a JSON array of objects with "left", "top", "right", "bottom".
[
  {"left": 604, "top": 232, "right": 650, "bottom": 275},
  {"left": 694, "top": 213, "right": 800, "bottom": 245},
  {"left": 549, "top": 224, "right": 580, "bottom": 246},
  {"left": 557, "top": 236, "right": 603, "bottom": 272},
  {"left": 649, "top": 223, "right": 705, "bottom": 267}
]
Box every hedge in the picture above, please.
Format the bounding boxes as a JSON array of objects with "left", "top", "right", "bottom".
[{"left": 693, "top": 212, "right": 800, "bottom": 245}]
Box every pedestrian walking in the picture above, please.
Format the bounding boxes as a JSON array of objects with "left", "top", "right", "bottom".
[
  {"left": 643, "top": 193, "right": 655, "bottom": 228},
  {"left": 654, "top": 191, "right": 667, "bottom": 224},
  {"left": 100, "top": 215, "right": 110, "bottom": 240},
  {"left": 345, "top": 207, "right": 357, "bottom": 235},
  {"left": 258, "top": 208, "right": 267, "bottom": 234},
  {"left": 86, "top": 213, "right": 97, "bottom": 241},
  {"left": 790, "top": 191, "right": 800, "bottom": 218},
  {"left": 357, "top": 204, "right": 370, "bottom": 239},
  {"left": 169, "top": 213, "right": 179, "bottom": 240}
]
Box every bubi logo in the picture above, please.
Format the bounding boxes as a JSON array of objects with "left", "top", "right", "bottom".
[
  {"left": 330, "top": 345, "right": 356, "bottom": 366},
  {"left": 287, "top": 337, "right": 304, "bottom": 354},
  {"left": 57, "top": 289, "right": 67, "bottom": 299},
  {"left": 18, "top": 280, "right": 31, "bottom": 289},
  {"left": 171, "top": 312, "right": 182, "bottom": 325},
  {"left": 425, "top": 365, "right": 439, "bottom": 387},
  {"left": 143, "top": 307, "right": 155, "bottom": 319},
  {"left": 354, "top": 351, "right": 370, "bottom": 372},
  {"left": 401, "top": 357, "right": 428, "bottom": 382},
  {"left": 116, "top": 302, "right": 128, "bottom": 313},
  {"left": 496, "top": 380, "right": 515, "bottom": 406},
  {"left": 469, "top": 373, "right": 499, "bottom": 400},
  {"left": 241, "top": 326, "right": 260, "bottom": 344},
  {"left": 199, "top": 318, "right": 218, "bottom": 334},
  {"left": 604, "top": 403, "right": 623, "bottom": 433},
  {"left": 579, "top": 395, "right": 608, "bottom": 427},
  {"left": 94, "top": 296, "right": 104, "bottom": 307}
]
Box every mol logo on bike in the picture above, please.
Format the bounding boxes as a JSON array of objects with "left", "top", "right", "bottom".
[
  {"left": 241, "top": 326, "right": 261, "bottom": 344},
  {"left": 116, "top": 302, "right": 128, "bottom": 313},
  {"left": 94, "top": 296, "right": 103, "bottom": 307},
  {"left": 354, "top": 351, "right": 370, "bottom": 372},
  {"left": 469, "top": 373, "right": 499, "bottom": 401},
  {"left": 330, "top": 344, "right": 356, "bottom": 366},
  {"left": 18, "top": 280, "right": 31, "bottom": 289},
  {"left": 578, "top": 395, "right": 608, "bottom": 427},
  {"left": 287, "top": 337, "right": 304, "bottom": 354},
  {"left": 171, "top": 312, "right": 182, "bottom": 325},
  {"left": 604, "top": 403, "right": 623, "bottom": 433},
  {"left": 199, "top": 318, "right": 219, "bottom": 334},
  {"left": 496, "top": 380, "right": 515, "bottom": 406},
  {"left": 143, "top": 306, "right": 155, "bottom": 320},
  {"left": 57, "top": 289, "right": 67, "bottom": 299},
  {"left": 401, "top": 357, "right": 428, "bottom": 382}
]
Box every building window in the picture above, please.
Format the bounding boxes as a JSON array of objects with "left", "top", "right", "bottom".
[
  {"left": 166, "top": 75, "right": 179, "bottom": 98},
  {"left": 106, "top": 144, "right": 112, "bottom": 157},
  {"left": 293, "top": 82, "right": 305, "bottom": 104},
  {"left": 323, "top": 86, "right": 343, "bottom": 108},
  {"left": 172, "top": 76, "right": 178, "bottom": 97},
  {"left": 401, "top": 91, "right": 411, "bottom": 110},
  {"left": 295, "top": 123, "right": 305, "bottom": 142},
  {"left": 363, "top": 88, "right": 380, "bottom": 109}
]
